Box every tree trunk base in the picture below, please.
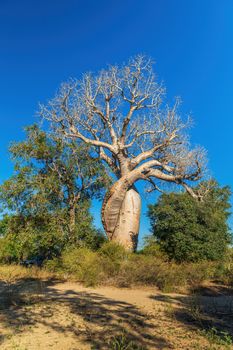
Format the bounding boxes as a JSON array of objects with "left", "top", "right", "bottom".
[{"left": 102, "top": 187, "right": 141, "bottom": 251}]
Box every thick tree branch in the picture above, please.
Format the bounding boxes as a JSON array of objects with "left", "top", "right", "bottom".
[{"left": 64, "top": 126, "right": 117, "bottom": 154}]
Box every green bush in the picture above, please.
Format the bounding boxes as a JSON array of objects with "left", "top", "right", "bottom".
[
  {"left": 0, "top": 215, "right": 65, "bottom": 263},
  {"left": 117, "top": 254, "right": 162, "bottom": 286},
  {"left": 99, "top": 241, "right": 128, "bottom": 277},
  {"left": 141, "top": 235, "right": 168, "bottom": 259},
  {"left": 212, "top": 248, "right": 233, "bottom": 286},
  {"left": 110, "top": 254, "right": 184, "bottom": 291},
  {"left": 61, "top": 247, "right": 102, "bottom": 286},
  {"left": 0, "top": 237, "right": 14, "bottom": 263},
  {"left": 115, "top": 255, "right": 217, "bottom": 292},
  {"left": 43, "top": 257, "right": 62, "bottom": 273},
  {"left": 148, "top": 181, "right": 232, "bottom": 263},
  {"left": 155, "top": 263, "right": 186, "bottom": 292},
  {"left": 39, "top": 242, "right": 227, "bottom": 291},
  {"left": 184, "top": 261, "right": 216, "bottom": 287}
]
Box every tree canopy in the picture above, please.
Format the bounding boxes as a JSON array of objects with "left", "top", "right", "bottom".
[
  {"left": 0, "top": 125, "right": 109, "bottom": 261},
  {"left": 147, "top": 181, "right": 232, "bottom": 262}
]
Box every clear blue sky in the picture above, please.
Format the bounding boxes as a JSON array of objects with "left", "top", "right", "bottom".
[{"left": 0, "top": 0, "right": 232, "bottom": 241}]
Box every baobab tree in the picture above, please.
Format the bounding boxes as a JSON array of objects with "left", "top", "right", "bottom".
[{"left": 41, "top": 56, "right": 206, "bottom": 251}]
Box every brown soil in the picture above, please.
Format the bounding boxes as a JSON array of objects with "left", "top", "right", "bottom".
[{"left": 0, "top": 279, "right": 233, "bottom": 350}]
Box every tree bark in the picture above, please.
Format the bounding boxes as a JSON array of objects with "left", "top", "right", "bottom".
[
  {"left": 102, "top": 184, "right": 141, "bottom": 251},
  {"left": 68, "top": 205, "right": 76, "bottom": 242}
]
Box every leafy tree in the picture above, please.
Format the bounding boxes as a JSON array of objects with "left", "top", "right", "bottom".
[
  {"left": 0, "top": 215, "right": 9, "bottom": 237},
  {"left": 42, "top": 55, "right": 206, "bottom": 251},
  {"left": 0, "top": 125, "right": 109, "bottom": 260},
  {"left": 147, "top": 181, "right": 232, "bottom": 262},
  {"left": 0, "top": 214, "right": 65, "bottom": 262},
  {"left": 0, "top": 202, "right": 105, "bottom": 262}
]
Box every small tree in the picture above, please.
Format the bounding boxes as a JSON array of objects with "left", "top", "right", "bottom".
[
  {"left": 147, "top": 181, "right": 232, "bottom": 262},
  {"left": 41, "top": 55, "right": 206, "bottom": 251}
]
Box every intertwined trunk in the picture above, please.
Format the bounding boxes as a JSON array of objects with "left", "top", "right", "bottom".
[{"left": 102, "top": 177, "right": 141, "bottom": 251}]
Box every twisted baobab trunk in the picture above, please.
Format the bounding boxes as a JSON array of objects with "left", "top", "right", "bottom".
[{"left": 102, "top": 177, "right": 141, "bottom": 251}]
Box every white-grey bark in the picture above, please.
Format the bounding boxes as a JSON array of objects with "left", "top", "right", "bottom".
[
  {"left": 42, "top": 55, "right": 207, "bottom": 251},
  {"left": 102, "top": 188, "right": 141, "bottom": 251}
]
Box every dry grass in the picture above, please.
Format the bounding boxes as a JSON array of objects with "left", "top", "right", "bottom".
[
  {"left": 0, "top": 264, "right": 233, "bottom": 349},
  {"left": 0, "top": 264, "right": 52, "bottom": 281},
  {"left": 47, "top": 244, "right": 221, "bottom": 293}
]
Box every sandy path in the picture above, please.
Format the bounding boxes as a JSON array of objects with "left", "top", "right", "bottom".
[
  {"left": 50, "top": 282, "right": 159, "bottom": 310},
  {"left": 0, "top": 280, "right": 231, "bottom": 350}
]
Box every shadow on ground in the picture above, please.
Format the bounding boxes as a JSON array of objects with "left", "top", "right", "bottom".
[
  {"left": 150, "top": 285, "right": 233, "bottom": 340},
  {"left": 0, "top": 278, "right": 170, "bottom": 349}
]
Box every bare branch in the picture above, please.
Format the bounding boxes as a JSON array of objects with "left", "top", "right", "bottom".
[{"left": 41, "top": 55, "right": 207, "bottom": 198}]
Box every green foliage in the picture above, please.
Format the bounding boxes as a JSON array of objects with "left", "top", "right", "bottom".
[
  {"left": 200, "top": 327, "right": 232, "bottom": 348},
  {"left": 45, "top": 242, "right": 219, "bottom": 291},
  {"left": 141, "top": 235, "right": 167, "bottom": 259},
  {"left": 59, "top": 242, "right": 128, "bottom": 286},
  {"left": 115, "top": 254, "right": 164, "bottom": 287},
  {"left": 113, "top": 254, "right": 215, "bottom": 292},
  {"left": 147, "top": 181, "right": 232, "bottom": 262},
  {"left": 0, "top": 124, "right": 109, "bottom": 261},
  {"left": 0, "top": 214, "right": 65, "bottom": 262},
  {"left": 212, "top": 247, "right": 233, "bottom": 286},
  {"left": 0, "top": 215, "right": 9, "bottom": 237},
  {"left": 62, "top": 247, "right": 102, "bottom": 286},
  {"left": 99, "top": 241, "right": 128, "bottom": 276},
  {"left": 73, "top": 203, "right": 106, "bottom": 250},
  {"left": 43, "top": 257, "right": 62, "bottom": 273},
  {"left": 0, "top": 124, "right": 110, "bottom": 217},
  {"left": 108, "top": 332, "right": 146, "bottom": 350},
  {"left": 0, "top": 203, "right": 105, "bottom": 263}
]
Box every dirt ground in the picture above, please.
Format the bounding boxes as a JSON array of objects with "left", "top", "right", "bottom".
[{"left": 0, "top": 278, "right": 233, "bottom": 350}]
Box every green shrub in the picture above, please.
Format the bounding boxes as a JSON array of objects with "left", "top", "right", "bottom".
[
  {"left": 62, "top": 247, "right": 102, "bottom": 286},
  {"left": 44, "top": 257, "right": 62, "bottom": 273},
  {"left": 148, "top": 182, "right": 232, "bottom": 263},
  {"left": 114, "top": 255, "right": 217, "bottom": 292},
  {"left": 0, "top": 238, "right": 11, "bottom": 263},
  {"left": 141, "top": 235, "right": 167, "bottom": 259},
  {"left": 108, "top": 331, "right": 146, "bottom": 349},
  {"left": 99, "top": 241, "right": 128, "bottom": 277},
  {"left": 118, "top": 254, "right": 162, "bottom": 286},
  {"left": 184, "top": 261, "right": 216, "bottom": 287},
  {"left": 25, "top": 241, "right": 228, "bottom": 291},
  {"left": 200, "top": 327, "right": 232, "bottom": 348},
  {"left": 112, "top": 254, "right": 183, "bottom": 291},
  {"left": 99, "top": 241, "right": 128, "bottom": 260},
  {"left": 213, "top": 248, "right": 233, "bottom": 286},
  {"left": 155, "top": 263, "right": 186, "bottom": 292}
]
